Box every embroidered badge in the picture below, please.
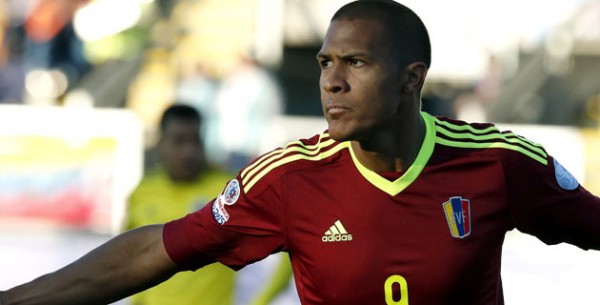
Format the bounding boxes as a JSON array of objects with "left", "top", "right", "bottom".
[
  {"left": 212, "top": 196, "right": 230, "bottom": 225},
  {"left": 442, "top": 196, "right": 471, "bottom": 239},
  {"left": 554, "top": 159, "right": 578, "bottom": 191},
  {"left": 222, "top": 179, "right": 240, "bottom": 205},
  {"left": 211, "top": 179, "right": 241, "bottom": 225}
]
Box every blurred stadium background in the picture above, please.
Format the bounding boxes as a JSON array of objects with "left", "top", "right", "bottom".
[{"left": 0, "top": 0, "right": 599, "bottom": 304}]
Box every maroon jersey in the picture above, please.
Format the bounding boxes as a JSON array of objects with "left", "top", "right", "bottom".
[{"left": 163, "top": 112, "right": 600, "bottom": 305}]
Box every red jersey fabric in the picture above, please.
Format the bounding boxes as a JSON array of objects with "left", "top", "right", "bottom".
[{"left": 163, "top": 112, "right": 600, "bottom": 305}]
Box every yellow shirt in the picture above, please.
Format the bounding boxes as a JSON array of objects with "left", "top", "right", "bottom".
[{"left": 126, "top": 168, "right": 235, "bottom": 305}]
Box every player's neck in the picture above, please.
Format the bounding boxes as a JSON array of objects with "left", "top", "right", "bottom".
[{"left": 351, "top": 114, "right": 425, "bottom": 173}]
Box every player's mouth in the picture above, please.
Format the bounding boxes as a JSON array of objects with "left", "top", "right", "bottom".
[{"left": 326, "top": 104, "right": 350, "bottom": 117}]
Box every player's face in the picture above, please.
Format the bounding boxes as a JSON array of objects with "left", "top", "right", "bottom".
[
  {"left": 159, "top": 119, "right": 204, "bottom": 181},
  {"left": 318, "top": 18, "right": 407, "bottom": 142}
]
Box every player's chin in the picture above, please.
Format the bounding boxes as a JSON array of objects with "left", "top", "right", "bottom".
[
  {"left": 329, "top": 133, "right": 349, "bottom": 142},
  {"left": 326, "top": 123, "right": 354, "bottom": 142}
]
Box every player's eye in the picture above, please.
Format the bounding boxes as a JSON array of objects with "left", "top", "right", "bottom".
[
  {"left": 319, "top": 59, "right": 332, "bottom": 69},
  {"left": 348, "top": 59, "right": 364, "bottom": 67}
]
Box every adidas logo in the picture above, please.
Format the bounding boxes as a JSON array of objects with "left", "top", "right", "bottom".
[{"left": 322, "top": 220, "right": 353, "bottom": 242}]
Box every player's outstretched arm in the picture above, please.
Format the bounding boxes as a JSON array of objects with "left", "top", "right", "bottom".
[{"left": 0, "top": 224, "right": 180, "bottom": 305}]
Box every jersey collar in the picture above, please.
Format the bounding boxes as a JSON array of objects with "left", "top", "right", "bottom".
[{"left": 347, "top": 112, "right": 436, "bottom": 196}]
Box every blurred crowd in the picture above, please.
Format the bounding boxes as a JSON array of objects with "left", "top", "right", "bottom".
[{"left": 0, "top": 0, "right": 284, "bottom": 174}]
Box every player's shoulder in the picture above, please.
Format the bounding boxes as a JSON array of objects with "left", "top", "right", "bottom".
[
  {"left": 238, "top": 131, "right": 348, "bottom": 194},
  {"left": 430, "top": 114, "right": 548, "bottom": 165},
  {"left": 432, "top": 115, "right": 496, "bottom": 133}
]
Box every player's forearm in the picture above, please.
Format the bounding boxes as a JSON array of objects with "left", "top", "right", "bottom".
[{"left": 1, "top": 225, "right": 179, "bottom": 305}]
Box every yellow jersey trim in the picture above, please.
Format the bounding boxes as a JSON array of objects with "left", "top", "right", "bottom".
[
  {"left": 348, "top": 112, "right": 436, "bottom": 196},
  {"left": 433, "top": 117, "right": 548, "bottom": 165},
  {"left": 241, "top": 134, "right": 345, "bottom": 193}
]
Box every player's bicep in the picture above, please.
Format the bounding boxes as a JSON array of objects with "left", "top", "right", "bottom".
[
  {"left": 508, "top": 156, "right": 600, "bottom": 249},
  {"left": 163, "top": 178, "right": 286, "bottom": 270}
]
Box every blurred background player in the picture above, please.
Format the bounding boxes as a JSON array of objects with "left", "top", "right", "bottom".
[
  {"left": 125, "top": 103, "right": 236, "bottom": 305},
  {"left": 125, "top": 103, "right": 296, "bottom": 305}
]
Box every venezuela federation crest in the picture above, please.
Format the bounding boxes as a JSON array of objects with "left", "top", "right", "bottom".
[{"left": 442, "top": 196, "right": 471, "bottom": 239}]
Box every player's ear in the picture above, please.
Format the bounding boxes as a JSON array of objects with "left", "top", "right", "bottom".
[{"left": 402, "top": 62, "right": 427, "bottom": 94}]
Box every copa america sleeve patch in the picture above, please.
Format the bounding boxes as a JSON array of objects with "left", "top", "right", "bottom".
[
  {"left": 553, "top": 159, "right": 578, "bottom": 191},
  {"left": 211, "top": 179, "right": 241, "bottom": 225},
  {"left": 222, "top": 179, "right": 241, "bottom": 204}
]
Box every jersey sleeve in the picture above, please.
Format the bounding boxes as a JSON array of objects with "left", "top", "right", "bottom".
[
  {"left": 504, "top": 151, "right": 600, "bottom": 250},
  {"left": 163, "top": 172, "right": 286, "bottom": 271}
]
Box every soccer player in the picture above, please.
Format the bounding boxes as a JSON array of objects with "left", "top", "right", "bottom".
[{"left": 1, "top": 1, "right": 599, "bottom": 305}]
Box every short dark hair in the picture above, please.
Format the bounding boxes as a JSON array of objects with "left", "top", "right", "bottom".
[
  {"left": 159, "top": 104, "right": 202, "bottom": 133},
  {"left": 331, "top": 0, "right": 431, "bottom": 68}
]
